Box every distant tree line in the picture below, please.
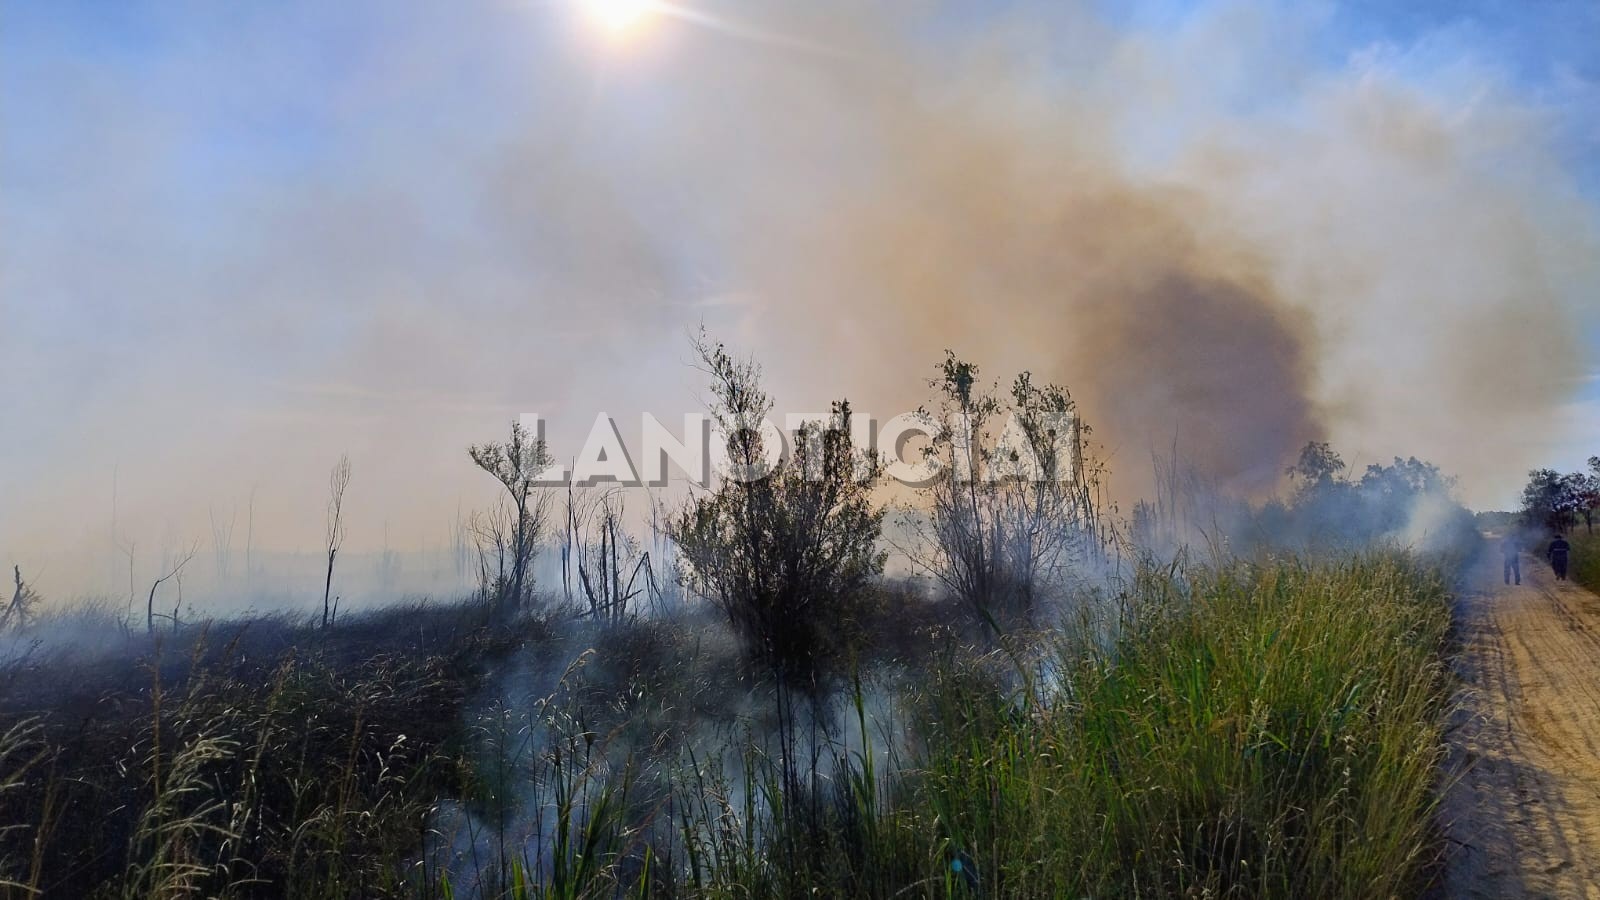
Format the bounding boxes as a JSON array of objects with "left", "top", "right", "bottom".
[
  {"left": 1129, "top": 440, "right": 1479, "bottom": 559},
  {"left": 1519, "top": 458, "right": 1600, "bottom": 535},
  {"left": 1252, "top": 442, "right": 1478, "bottom": 554}
]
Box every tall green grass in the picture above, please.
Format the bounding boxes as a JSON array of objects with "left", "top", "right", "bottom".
[
  {"left": 897, "top": 553, "right": 1452, "bottom": 898},
  {"left": 1567, "top": 530, "right": 1600, "bottom": 594}
]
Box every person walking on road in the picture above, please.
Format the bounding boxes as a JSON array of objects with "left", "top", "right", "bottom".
[
  {"left": 1549, "top": 534, "right": 1572, "bottom": 581},
  {"left": 1503, "top": 532, "right": 1522, "bottom": 586}
]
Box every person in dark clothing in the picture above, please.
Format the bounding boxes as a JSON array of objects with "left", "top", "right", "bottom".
[
  {"left": 1502, "top": 532, "right": 1521, "bottom": 585},
  {"left": 1549, "top": 534, "right": 1572, "bottom": 580}
]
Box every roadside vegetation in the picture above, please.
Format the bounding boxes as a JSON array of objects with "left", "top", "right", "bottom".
[
  {"left": 1, "top": 341, "right": 1476, "bottom": 898},
  {"left": 1566, "top": 531, "right": 1600, "bottom": 594},
  {"left": 1513, "top": 458, "right": 1600, "bottom": 590}
]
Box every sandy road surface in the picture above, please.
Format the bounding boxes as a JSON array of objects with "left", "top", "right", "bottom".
[{"left": 1442, "top": 546, "right": 1600, "bottom": 898}]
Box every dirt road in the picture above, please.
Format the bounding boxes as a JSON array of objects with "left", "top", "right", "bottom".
[{"left": 1442, "top": 545, "right": 1600, "bottom": 898}]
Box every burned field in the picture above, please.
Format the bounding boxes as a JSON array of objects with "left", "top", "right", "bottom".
[
  {"left": 4, "top": 1, "right": 1596, "bottom": 897},
  {"left": 1, "top": 347, "right": 1481, "bottom": 898}
]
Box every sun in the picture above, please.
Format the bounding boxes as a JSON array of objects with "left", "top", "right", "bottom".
[{"left": 579, "top": 0, "right": 657, "bottom": 36}]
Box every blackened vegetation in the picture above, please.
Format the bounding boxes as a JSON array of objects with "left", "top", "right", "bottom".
[{"left": 0, "top": 602, "right": 528, "bottom": 898}]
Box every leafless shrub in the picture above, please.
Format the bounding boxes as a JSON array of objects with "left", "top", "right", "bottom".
[
  {"left": 562, "top": 486, "right": 662, "bottom": 625},
  {"left": 0, "top": 567, "right": 42, "bottom": 634},
  {"left": 146, "top": 546, "right": 199, "bottom": 636},
  {"left": 900, "top": 354, "right": 1108, "bottom": 631}
]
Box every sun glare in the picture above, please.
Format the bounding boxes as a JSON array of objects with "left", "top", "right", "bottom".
[{"left": 580, "top": 0, "right": 656, "bottom": 36}]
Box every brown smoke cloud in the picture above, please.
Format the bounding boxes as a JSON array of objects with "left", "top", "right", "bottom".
[
  {"left": 735, "top": 101, "right": 1327, "bottom": 496},
  {"left": 632, "top": 0, "right": 1595, "bottom": 502}
]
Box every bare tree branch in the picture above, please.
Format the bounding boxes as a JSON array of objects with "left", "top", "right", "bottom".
[
  {"left": 146, "top": 543, "right": 199, "bottom": 636},
  {"left": 322, "top": 455, "right": 352, "bottom": 629}
]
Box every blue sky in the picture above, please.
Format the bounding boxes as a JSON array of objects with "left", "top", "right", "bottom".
[{"left": 2, "top": 0, "right": 1598, "bottom": 594}]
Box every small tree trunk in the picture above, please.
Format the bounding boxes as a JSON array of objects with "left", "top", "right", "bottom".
[
  {"left": 507, "top": 503, "right": 527, "bottom": 620},
  {"left": 610, "top": 517, "right": 623, "bottom": 623},
  {"left": 2, "top": 566, "right": 22, "bottom": 631},
  {"left": 322, "top": 548, "right": 337, "bottom": 629}
]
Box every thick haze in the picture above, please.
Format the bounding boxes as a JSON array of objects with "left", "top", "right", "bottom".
[{"left": 3, "top": 0, "right": 1598, "bottom": 603}]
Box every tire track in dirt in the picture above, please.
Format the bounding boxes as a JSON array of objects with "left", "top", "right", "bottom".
[{"left": 1441, "top": 544, "right": 1600, "bottom": 898}]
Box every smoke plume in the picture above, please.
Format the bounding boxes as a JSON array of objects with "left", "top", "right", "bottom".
[{"left": 2, "top": 0, "right": 1596, "bottom": 600}]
